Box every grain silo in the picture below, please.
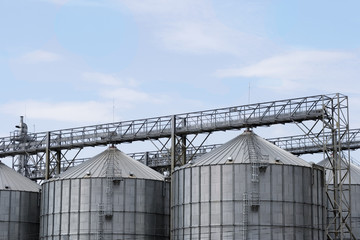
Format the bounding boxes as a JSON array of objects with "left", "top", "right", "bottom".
[
  {"left": 40, "top": 146, "right": 170, "bottom": 240},
  {"left": 171, "top": 130, "right": 326, "bottom": 240},
  {"left": 318, "top": 158, "right": 360, "bottom": 239},
  {"left": 0, "top": 160, "right": 41, "bottom": 240}
]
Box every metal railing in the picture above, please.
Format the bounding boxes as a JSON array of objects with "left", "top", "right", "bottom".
[{"left": 0, "top": 94, "right": 332, "bottom": 158}]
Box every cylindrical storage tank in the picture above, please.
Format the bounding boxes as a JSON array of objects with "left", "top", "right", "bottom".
[
  {"left": 0, "top": 161, "right": 41, "bottom": 240},
  {"left": 172, "top": 130, "right": 326, "bottom": 240},
  {"left": 318, "top": 158, "right": 360, "bottom": 239},
  {"left": 40, "top": 146, "right": 170, "bottom": 240}
]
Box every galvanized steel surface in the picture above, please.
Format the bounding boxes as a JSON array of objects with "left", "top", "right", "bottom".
[
  {"left": 182, "top": 131, "right": 312, "bottom": 168},
  {"left": 0, "top": 161, "right": 40, "bottom": 191},
  {"left": 172, "top": 131, "right": 326, "bottom": 239},
  {"left": 0, "top": 162, "right": 40, "bottom": 240},
  {"left": 0, "top": 190, "right": 40, "bottom": 240},
  {"left": 40, "top": 147, "right": 170, "bottom": 240},
  {"left": 318, "top": 159, "right": 360, "bottom": 238},
  {"left": 172, "top": 164, "right": 325, "bottom": 240},
  {"left": 40, "top": 178, "right": 170, "bottom": 240},
  {"left": 318, "top": 158, "right": 360, "bottom": 184},
  {"left": 59, "top": 146, "right": 164, "bottom": 180}
]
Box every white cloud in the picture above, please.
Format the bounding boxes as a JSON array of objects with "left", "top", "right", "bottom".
[
  {"left": 82, "top": 72, "right": 139, "bottom": 87},
  {"left": 38, "top": 0, "right": 105, "bottom": 7},
  {"left": 0, "top": 100, "right": 113, "bottom": 124},
  {"left": 119, "top": 0, "right": 210, "bottom": 17},
  {"left": 17, "top": 50, "right": 61, "bottom": 64},
  {"left": 216, "top": 50, "right": 360, "bottom": 93},
  {"left": 159, "top": 21, "right": 268, "bottom": 55},
  {"left": 100, "top": 88, "right": 154, "bottom": 103},
  {"left": 119, "top": 0, "right": 275, "bottom": 57}
]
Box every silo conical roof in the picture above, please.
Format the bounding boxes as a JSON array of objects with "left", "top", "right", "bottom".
[
  {"left": 317, "top": 158, "right": 360, "bottom": 184},
  {"left": 0, "top": 161, "right": 40, "bottom": 192},
  {"left": 184, "top": 130, "right": 311, "bottom": 168},
  {"left": 58, "top": 146, "right": 164, "bottom": 180}
]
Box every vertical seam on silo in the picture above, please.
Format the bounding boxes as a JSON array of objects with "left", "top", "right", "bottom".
[
  {"left": 220, "top": 164, "right": 223, "bottom": 240},
  {"left": 51, "top": 181, "right": 55, "bottom": 238},
  {"left": 134, "top": 179, "right": 137, "bottom": 238},
  {"left": 190, "top": 167, "right": 193, "bottom": 239},
  {"left": 281, "top": 165, "right": 284, "bottom": 240},
  {"left": 122, "top": 179, "right": 125, "bottom": 240},
  {"left": 7, "top": 191, "right": 11, "bottom": 239},
  {"left": 232, "top": 164, "right": 235, "bottom": 240},
  {"left": 198, "top": 166, "right": 201, "bottom": 240},
  {"left": 310, "top": 168, "right": 314, "bottom": 239},
  {"left": 88, "top": 178, "right": 92, "bottom": 238},
  {"left": 45, "top": 184, "right": 49, "bottom": 238},
  {"left": 59, "top": 180, "right": 63, "bottom": 238},
  {"left": 179, "top": 169, "right": 186, "bottom": 239},
  {"left": 303, "top": 167, "right": 306, "bottom": 240},
  {"left": 270, "top": 165, "right": 273, "bottom": 240},
  {"left": 209, "top": 165, "right": 212, "bottom": 239},
  {"left": 67, "top": 179, "right": 71, "bottom": 238},
  {"left": 292, "top": 166, "right": 295, "bottom": 240},
  {"left": 77, "top": 178, "right": 81, "bottom": 239},
  {"left": 17, "top": 191, "right": 21, "bottom": 240}
]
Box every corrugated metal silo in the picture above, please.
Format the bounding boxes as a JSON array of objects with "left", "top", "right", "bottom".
[
  {"left": 318, "top": 158, "right": 360, "bottom": 239},
  {"left": 40, "top": 146, "right": 170, "bottom": 240},
  {"left": 172, "top": 130, "right": 326, "bottom": 240},
  {"left": 0, "top": 161, "right": 41, "bottom": 240}
]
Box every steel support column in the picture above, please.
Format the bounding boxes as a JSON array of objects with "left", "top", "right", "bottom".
[
  {"left": 323, "top": 94, "right": 354, "bottom": 240},
  {"left": 45, "top": 132, "right": 50, "bottom": 180}
]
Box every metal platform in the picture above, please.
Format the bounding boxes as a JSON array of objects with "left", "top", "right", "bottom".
[
  {"left": 0, "top": 94, "right": 326, "bottom": 158},
  {"left": 0, "top": 93, "right": 356, "bottom": 239}
]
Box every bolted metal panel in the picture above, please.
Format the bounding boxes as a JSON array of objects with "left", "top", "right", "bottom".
[
  {"left": 40, "top": 177, "right": 170, "bottom": 240},
  {"left": 171, "top": 131, "right": 326, "bottom": 240},
  {"left": 319, "top": 159, "right": 360, "bottom": 239},
  {"left": 172, "top": 164, "right": 325, "bottom": 240},
  {"left": 0, "top": 161, "right": 40, "bottom": 240},
  {"left": 0, "top": 190, "right": 40, "bottom": 240}
]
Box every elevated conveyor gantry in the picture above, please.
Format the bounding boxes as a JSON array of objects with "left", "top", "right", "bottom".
[{"left": 0, "top": 93, "right": 355, "bottom": 239}]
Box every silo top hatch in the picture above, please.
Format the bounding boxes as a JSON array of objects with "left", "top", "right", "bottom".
[
  {"left": 57, "top": 146, "right": 164, "bottom": 180},
  {"left": 0, "top": 161, "right": 40, "bottom": 192},
  {"left": 182, "top": 130, "right": 311, "bottom": 168}
]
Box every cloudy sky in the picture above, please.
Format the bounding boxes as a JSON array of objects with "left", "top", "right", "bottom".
[{"left": 1, "top": 0, "right": 360, "bottom": 163}]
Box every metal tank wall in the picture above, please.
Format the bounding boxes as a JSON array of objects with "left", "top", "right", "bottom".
[
  {"left": 0, "top": 190, "right": 40, "bottom": 240},
  {"left": 40, "top": 146, "right": 170, "bottom": 239},
  {"left": 350, "top": 183, "right": 360, "bottom": 238},
  {"left": 318, "top": 159, "right": 360, "bottom": 239},
  {"left": 40, "top": 176, "right": 170, "bottom": 240},
  {"left": 0, "top": 161, "right": 41, "bottom": 240},
  {"left": 171, "top": 131, "right": 326, "bottom": 240},
  {"left": 172, "top": 163, "right": 325, "bottom": 240}
]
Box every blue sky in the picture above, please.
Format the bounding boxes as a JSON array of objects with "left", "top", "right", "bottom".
[{"left": 1, "top": 0, "right": 360, "bottom": 163}]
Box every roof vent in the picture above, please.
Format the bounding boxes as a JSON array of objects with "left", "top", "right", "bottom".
[
  {"left": 275, "top": 157, "right": 282, "bottom": 164},
  {"left": 227, "top": 156, "right": 233, "bottom": 162},
  {"left": 129, "top": 171, "right": 134, "bottom": 177},
  {"left": 4, "top": 185, "right": 10, "bottom": 189}
]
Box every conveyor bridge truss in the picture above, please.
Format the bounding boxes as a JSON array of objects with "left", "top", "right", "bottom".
[{"left": 0, "top": 93, "right": 356, "bottom": 239}]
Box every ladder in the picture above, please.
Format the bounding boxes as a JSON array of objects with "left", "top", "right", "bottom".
[
  {"left": 97, "top": 203, "right": 104, "bottom": 240},
  {"left": 247, "top": 135, "right": 260, "bottom": 208},
  {"left": 105, "top": 152, "right": 115, "bottom": 218},
  {"left": 242, "top": 193, "right": 249, "bottom": 240}
]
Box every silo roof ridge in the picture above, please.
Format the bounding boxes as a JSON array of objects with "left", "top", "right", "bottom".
[
  {"left": 0, "top": 162, "right": 40, "bottom": 192},
  {"left": 57, "top": 146, "right": 164, "bottom": 180},
  {"left": 182, "top": 130, "right": 311, "bottom": 168}
]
